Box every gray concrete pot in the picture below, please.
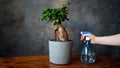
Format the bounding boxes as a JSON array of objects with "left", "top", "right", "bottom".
[{"left": 49, "top": 40, "right": 72, "bottom": 64}]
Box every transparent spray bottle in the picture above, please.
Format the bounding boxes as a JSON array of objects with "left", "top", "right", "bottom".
[{"left": 80, "top": 31, "right": 96, "bottom": 64}]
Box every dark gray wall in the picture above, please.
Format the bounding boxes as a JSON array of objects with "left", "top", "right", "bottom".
[{"left": 0, "top": 0, "right": 120, "bottom": 60}]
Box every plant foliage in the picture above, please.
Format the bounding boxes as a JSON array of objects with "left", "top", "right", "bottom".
[{"left": 41, "top": 4, "right": 69, "bottom": 25}]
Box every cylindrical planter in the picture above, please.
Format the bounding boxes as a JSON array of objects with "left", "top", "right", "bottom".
[{"left": 49, "top": 40, "right": 72, "bottom": 64}]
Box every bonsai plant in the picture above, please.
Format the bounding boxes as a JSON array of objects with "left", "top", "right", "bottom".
[
  {"left": 41, "top": 4, "right": 69, "bottom": 41},
  {"left": 40, "top": 3, "right": 72, "bottom": 64}
]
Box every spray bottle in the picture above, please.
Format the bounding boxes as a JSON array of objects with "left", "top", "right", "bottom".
[{"left": 80, "top": 31, "right": 96, "bottom": 64}]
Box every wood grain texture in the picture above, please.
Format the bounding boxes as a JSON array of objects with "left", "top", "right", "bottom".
[{"left": 0, "top": 54, "right": 119, "bottom": 68}]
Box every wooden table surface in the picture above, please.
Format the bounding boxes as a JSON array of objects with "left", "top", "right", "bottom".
[{"left": 0, "top": 54, "right": 119, "bottom": 68}]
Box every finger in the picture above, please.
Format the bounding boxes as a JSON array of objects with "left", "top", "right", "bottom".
[
  {"left": 84, "top": 40, "right": 86, "bottom": 43},
  {"left": 80, "top": 36, "right": 85, "bottom": 40},
  {"left": 82, "top": 34, "right": 91, "bottom": 37}
]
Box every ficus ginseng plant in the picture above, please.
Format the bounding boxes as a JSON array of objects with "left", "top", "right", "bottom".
[{"left": 40, "top": 4, "right": 69, "bottom": 41}]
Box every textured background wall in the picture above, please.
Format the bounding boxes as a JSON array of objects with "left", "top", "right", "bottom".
[{"left": 0, "top": 0, "right": 120, "bottom": 60}]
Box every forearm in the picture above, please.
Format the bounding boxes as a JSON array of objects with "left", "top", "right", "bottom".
[{"left": 95, "top": 34, "right": 120, "bottom": 46}]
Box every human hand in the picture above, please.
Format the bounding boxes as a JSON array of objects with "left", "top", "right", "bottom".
[{"left": 80, "top": 34, "right": 97, "bottom": 44}]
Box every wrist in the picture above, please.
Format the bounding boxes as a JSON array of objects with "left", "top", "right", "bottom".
[{"left": 94, "top": 36, "right": 101, "bottom": 44}]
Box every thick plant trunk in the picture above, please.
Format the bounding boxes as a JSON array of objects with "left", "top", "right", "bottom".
[{"left": 54, "top": 24, "right": 69, "bottom": 41}]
